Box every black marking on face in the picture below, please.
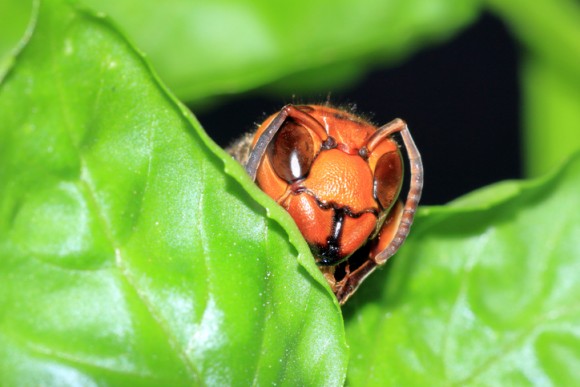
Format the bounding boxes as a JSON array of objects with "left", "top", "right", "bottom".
[
  {"left": 313, "top": 208, "right": 346, "bottom": 266},
  {"left": 293, "top": 187, "right": 379, "bottom": 266}
]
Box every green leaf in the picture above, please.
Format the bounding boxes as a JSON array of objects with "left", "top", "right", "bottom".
[
  {"left": 1, "top": 0, "right": 483, "bottom": 103},
  {"left": 487, "top": 0, "right": 580, "bottom": 86},
  {"left": 520, "top": 57, "right": 580, "bottom": 177},
  {"left": 344, "top": 153, "right": 580, "bottom": 385},
  {"left": 75, "top": 0, "right": 480, "bottom": 102},
  {"left": 486, "top": 0, "right": 580, "bottom": 176},
  {"left": 0, "top": 0, "right": 347, "bottom": 384},
  {"left": 0, "top": 1, "right": 33, "bottom": 76}
]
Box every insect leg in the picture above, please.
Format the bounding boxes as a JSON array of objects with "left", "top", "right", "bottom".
[{"left": 373, "top": 121, "right": 423, "bottom": 264}]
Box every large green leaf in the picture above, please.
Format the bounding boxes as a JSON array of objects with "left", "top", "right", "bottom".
[
  {"left": 0, "top": 0, "right": 347, "bottom": 384},
  {"left": 344, "top": 154, "right": 580, "bottom": 385},
  {"left": 0, "top": 0, "right": 481, "bottom": 103}
]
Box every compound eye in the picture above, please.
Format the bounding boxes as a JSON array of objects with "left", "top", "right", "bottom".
[
  {"left": 268, "top": 121, "right": 316, "bottom": 182},
  {"left": 373, "top": 151, "right": 403, "bottom": 210}
]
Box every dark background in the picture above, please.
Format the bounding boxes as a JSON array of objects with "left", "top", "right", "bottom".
[{"left": 196, "top": 13, "right": 521, "bottom": 205}]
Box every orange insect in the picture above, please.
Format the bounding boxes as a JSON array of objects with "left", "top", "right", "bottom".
[{"left": 232, "top": 104, "right": 423, "bottom": 305}]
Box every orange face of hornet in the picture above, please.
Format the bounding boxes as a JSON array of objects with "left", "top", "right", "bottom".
[{"left": 244, "top": 104, "right": 423, "bottom": 305}]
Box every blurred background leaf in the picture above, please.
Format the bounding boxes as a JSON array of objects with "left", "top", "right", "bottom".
[
  {"left": 0, "top": 0, "right": 481, "bottom": 104},
  {"left": 487, "top": 0, "right": 580, "bottom": 177},
  {"left": 84, "top": 0, "right": 481, "bottom": 104}
]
